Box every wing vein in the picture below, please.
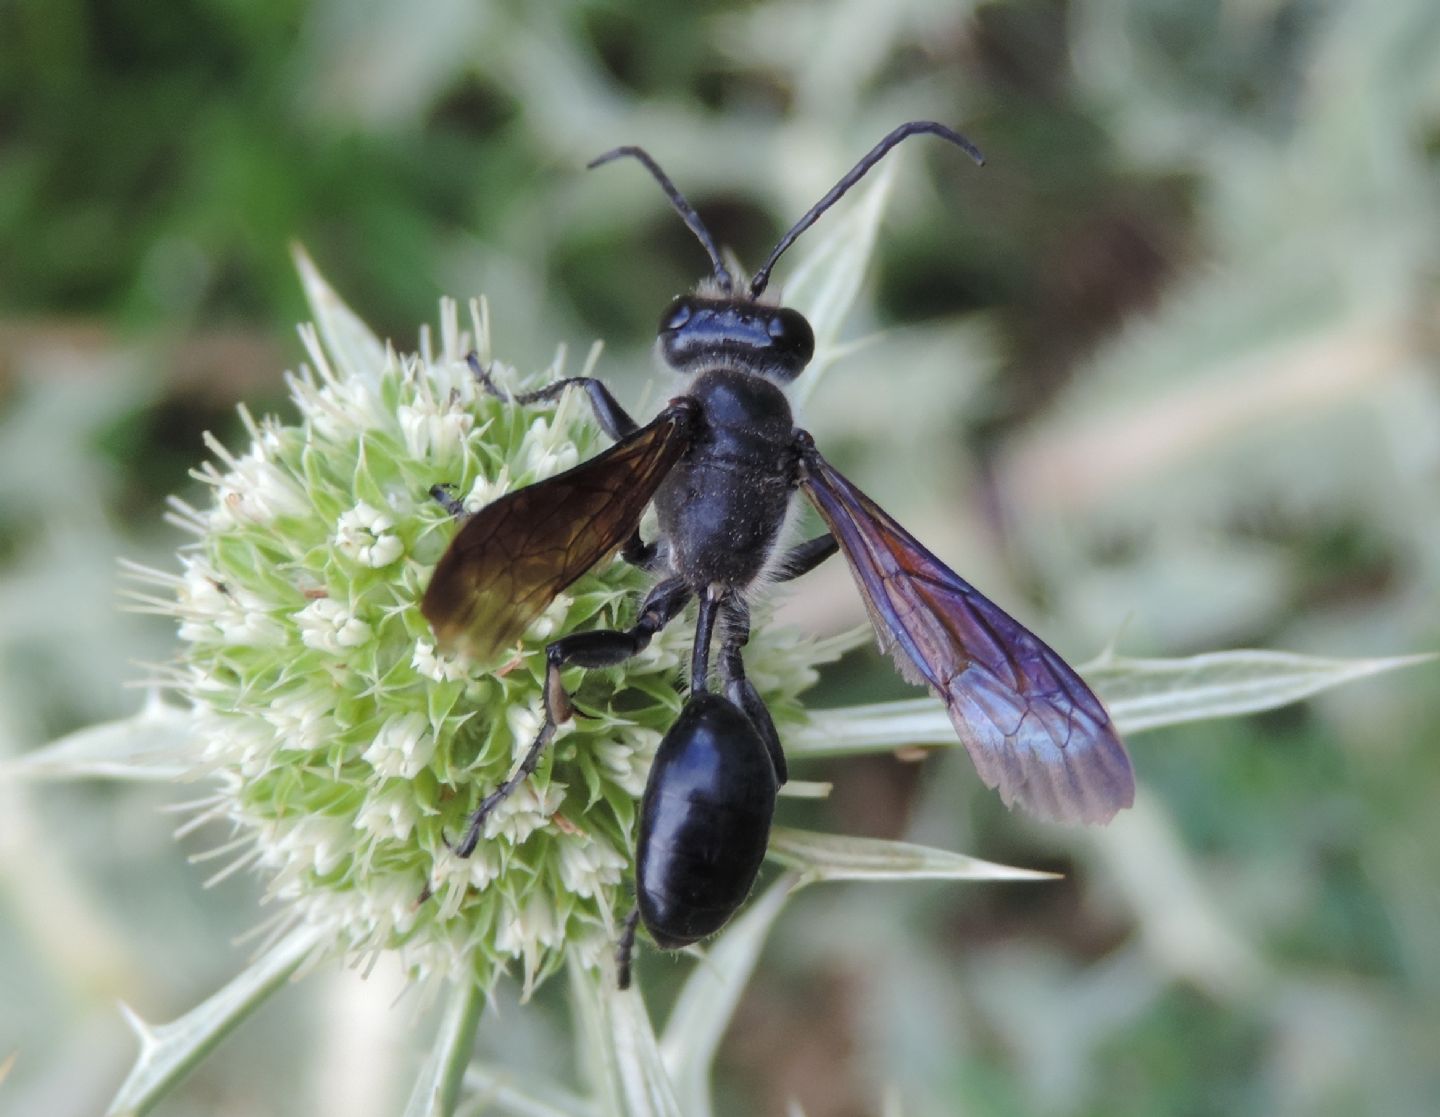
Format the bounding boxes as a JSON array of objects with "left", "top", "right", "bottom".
[
  {"left": 422, "top": 403, "right": 695, "bottom": 661},
  {"left": 799, "top": 442, "right": 1134, "bottom": 824}
]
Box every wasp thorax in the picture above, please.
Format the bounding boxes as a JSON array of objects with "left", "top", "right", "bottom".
[{"left": 658, "top": 296, "right": 815, "bottom": 382}]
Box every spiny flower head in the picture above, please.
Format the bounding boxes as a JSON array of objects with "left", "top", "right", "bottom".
[{"left": 136, "top": 277, "right": 843, "bottom": 996}]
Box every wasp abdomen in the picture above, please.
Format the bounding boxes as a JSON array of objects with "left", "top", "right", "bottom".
[{"left": 636, "top": 691, "right": 778, "bottom": 949}]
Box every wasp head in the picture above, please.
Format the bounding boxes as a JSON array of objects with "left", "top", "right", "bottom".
[{"left": 657, "top": 295, "right": 815, "bottom": 382}]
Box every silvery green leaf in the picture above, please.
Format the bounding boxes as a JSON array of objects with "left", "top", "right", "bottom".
[
  {"left": 403, "top": 978, "right": 484, "bottom": 1117},
  {"left": 787, "top": 699, "right": 956, "bottom": 758},
  {"left": 2, "top": 694, "right": 196, "bottom": 781},
  {"left": 459, "top": 1064, "right": 593, "bottom": 1117},
  {"left": 766, "top": 827, "right": 1057, "bottom": 884},
  {"left": 776, "top": 779, "right": 832, "bottom": 799},
  {"left": 660, "top": 878, "right": 794, "bottom": 1117},
  {"left": 785, "top": 159, "right": 896, "bottom": 407},
  {"left": 568, "top": 956, "right": 680, "bottom": 1117},
  {"left": 293, "top": 245, "right": 388, "bottom": 386},
  {"left": 1083, "top": 649, "right": 1435, "bottom": 734},
  {"left": 106, "top": 923, "right": 326, "bottom": 1117},
  {"left": 788, "top": 648, "right": 1431, "bottom": 756}
]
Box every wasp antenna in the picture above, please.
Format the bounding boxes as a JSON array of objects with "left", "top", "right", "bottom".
[
  {"left": 749, "top": 121, "right": 984, "bottom": 298},
  {"left": 588, "top": 145, "right": 736, "bottom": 293}
]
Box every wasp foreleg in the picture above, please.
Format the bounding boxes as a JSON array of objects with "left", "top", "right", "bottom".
[{"left": 466, "top": 352, "right": 640, "bottom": 440}]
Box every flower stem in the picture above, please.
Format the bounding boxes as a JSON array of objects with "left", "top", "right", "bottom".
[{"left": 403, "top": 976, "right": 486, "bottom": 1117}]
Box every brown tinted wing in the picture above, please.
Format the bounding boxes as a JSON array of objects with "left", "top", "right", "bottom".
[
  {"left": 422, "top": 404, "right": 693, "bottom": 661},
  {"left": 800, "top": 442, "right": 1134, "bottom": 824}
]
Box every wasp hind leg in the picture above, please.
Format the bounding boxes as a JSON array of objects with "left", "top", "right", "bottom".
[
  {"left": 611, "top": 584, "right": 726, "bottom": 988},
  {"left": 718, "top": 596, "right": 787, "bottom": 784},
  {"left": 451, "top": 577, "right": 692, "bottom": 857},
  {"left": 706, "top": 532, "right": 836, "bottom": 781},
  {"left": 616, "top": 908, "right": 642, "bottom": 990}
]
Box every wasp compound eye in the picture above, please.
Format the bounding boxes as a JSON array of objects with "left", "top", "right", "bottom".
[
  {"left": 767, "top": 308, "right": 815, "bottom": 375},
  {"left": 660, "top": 297, "right": 694, "bottom": 334}
]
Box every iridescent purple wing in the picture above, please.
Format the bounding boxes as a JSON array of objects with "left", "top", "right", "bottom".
[
  {"left": 422, "top": 404, "right": 694, "bottom": 661},
  {"left": 799, "top": 440, "right": 1134, "bottom": 824}
]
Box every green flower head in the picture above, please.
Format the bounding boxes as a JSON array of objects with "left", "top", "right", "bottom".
[{"left": 141, "top": 262, "right": 841, "bottom": 998}]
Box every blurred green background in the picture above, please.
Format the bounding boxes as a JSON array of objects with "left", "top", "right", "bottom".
[{"left": 3, "top": 1, "right": 1439, "bottom": 1115}]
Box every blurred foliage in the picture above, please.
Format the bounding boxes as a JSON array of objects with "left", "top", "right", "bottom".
[{"left": 2, "top": 1, "right": 1439, "bottom": 1116}]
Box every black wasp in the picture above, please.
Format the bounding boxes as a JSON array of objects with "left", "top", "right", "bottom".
[{"left": 422, "top": 121, "right": 1135, "bottom": 986}]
